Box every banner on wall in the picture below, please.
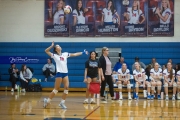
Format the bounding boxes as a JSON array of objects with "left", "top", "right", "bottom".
[
  {"left": 69, "top": 0, "right": 95, "bottom": 37},
  {"left": 120, "top": 0, "right": 148, "bottom": 37},
  {"left": 95, "top": 0, "right": 121, "bottom": 37},
  {"left": 44, "top": 0, "right": 71, "bottom": 37},
  {"left": 148, "top": 0, "right": 174, "bottom": 36}
]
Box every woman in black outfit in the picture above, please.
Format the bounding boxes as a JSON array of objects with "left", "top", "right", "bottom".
[{"left": 99, "top": 47, "right": 115, "bottom": 103}]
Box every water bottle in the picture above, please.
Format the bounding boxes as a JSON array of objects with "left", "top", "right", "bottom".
[
  {"left": 39, "top": 79, "right": 41, "bottom": 82},
  {"left": 17, "top": 85, "right": 19, "bottom": 92},
  {"left": 143, "top": 90, "right": 147, "bottom": 98},
  {"left": 20, "top": 87, "right": 22, "bottom": 93},
  {"left": 5, "top": 86, "right": 7, "bottom": 91}
]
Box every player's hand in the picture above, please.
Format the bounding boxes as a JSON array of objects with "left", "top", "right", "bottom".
[
  {"left": 143, "top": 84, "right": 145, "bottom": 88},
  {"left": 51, "top": 41, "right": 54, "bottom": 47},
  {"left": 83, "top": 79, "right": 87, "bottom": 83},
  {"left": 25, "top": 80, "right": 28, "bottom": 83},
  {"left": 84, "top": 8, "right": 88, "bottom": 12},
  {"left": 138, "top": 81, "right": 141, "bottom": 85},
  {"left": 102, "top": 76, "right": 105, "bottom": 81},
  {"left": 123, "top": 12, "right": 128, "bottom": 17},
  {"left": 155, "top": 8, "right": 160, "bottom": 14},
  {"left": 98, "top": 79, "right": 101, "bottom": 84}
]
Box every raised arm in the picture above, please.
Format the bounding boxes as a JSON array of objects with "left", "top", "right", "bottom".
[
  {"left": 70, "top": 50, "right": 88, "bottom": 57},
  {"left": 45, "top": 41, "right": 54, "bottom": 57}
]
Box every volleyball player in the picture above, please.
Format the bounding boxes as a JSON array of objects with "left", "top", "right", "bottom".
[
  {"left": 150, "top": 63, "right": 163, "bottom": 100},
  {"left": 163, "top": 62, "right": 176, "bottom": 100},
  {"left": 123, "top": 0, "right": 145, "bottom": 24},
  {"left": 101, "top": 0, "right": 120, "bottom": 26},
  {"left": 176, "top": 64, "right": 180, "bottom": 99},
  {"left": 133, "top": 62, "right": 151, "bottom": 100},
  {"left": 83, "top": 51, "right": 101, "bottom": 104},
  {"left": 73, "top": 0, "right": 88, "bottom": 25},
  {"left": 43, "top": 41, "right": 88, "bottom": 109},
  {"left": 117, "top": 63, "right": 132, "bottom": 100},
  {"left": 49, "top": 0, "right": 65, "bottom": 25},
  {"left": 155, "top": 0, "right": 172, "bottom": 24}
]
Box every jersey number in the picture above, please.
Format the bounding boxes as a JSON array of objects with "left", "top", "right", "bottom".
[
  {"left": 137, "top": 74, "right": 141, "bottom": 77},
  {"left": 121, "top": 76, "right": 126, "bottom": 78},
  {"left": 60, "top": 57, "right": 64, "bottom": 61}
]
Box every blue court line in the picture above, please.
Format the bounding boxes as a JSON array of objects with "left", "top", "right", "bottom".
[{"left": 83, "top": 106, "right": 100, "bottom": 119}]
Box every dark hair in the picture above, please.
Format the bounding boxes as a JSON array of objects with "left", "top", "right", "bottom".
[
  {"left": 76, "top": 0, "right": 84, "bottom": 16},
  {"left": 89, "top": 51, "right": 97, "bottom": 60},
  {"left": 21, "top": 64, "right": 26, "bottom": 73},
  {"left": 53, "top": 0, "right": 65, "bottom": 17},
  {"left": 107, "top": 0, "right": 115, "bottom": 15},
  {"left": 48, "top": 58, "right": 52, "bottom": 63},
  {"left": 53, "top": 45, "right": 58, "bottom": 54},
  {"left": 11, "top": 63, "right": 15, "bottom": 66},
  {"left": 119, "top": 57, "right": 124, "bottom": 62},
  {"left": 177, "top": 64, "right": 180, "bottom": 71}
]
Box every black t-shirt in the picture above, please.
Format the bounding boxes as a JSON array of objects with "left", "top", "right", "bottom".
[{"left": 85, "top": 59, "right": 101, "bottom": 78}]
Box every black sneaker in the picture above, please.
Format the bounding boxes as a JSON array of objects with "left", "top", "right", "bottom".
[{"left": 101, "top": 99, "right": 107, "bottom": 103}]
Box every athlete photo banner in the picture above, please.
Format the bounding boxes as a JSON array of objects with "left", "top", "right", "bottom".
[
  {"left": 69, "top": 0, "right": 95, "bottom": 37},
  {"left": 95, "top": 0, "right": 121, "bottom": 37},
  {"left": 121, "top": 0, "right": 148, "bottom": 37},
  {"left": 44, "top": 0, "right": 71, "bottom": 37},
  {"left": 148, "top": 0, "right": 174, "bottom": 36}
]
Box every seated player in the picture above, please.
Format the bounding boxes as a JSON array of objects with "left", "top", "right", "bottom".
[
  {"left": 117, "top": 63, "right": 132, "bottom": 100},
  {"left": 150, "top": 62, "right": 163, "bottom": 100},
  {"left": 133, "top": 62, "right": 151, "bottom": 100},
  {"left": 163, "top": 62, "right": 176, "bottom": 100}
]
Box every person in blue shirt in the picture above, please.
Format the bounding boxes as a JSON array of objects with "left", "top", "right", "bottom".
[{"left": 113, "top": 57, "right": 129, "bottom": 74}]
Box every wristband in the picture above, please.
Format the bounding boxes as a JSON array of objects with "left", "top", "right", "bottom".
[{"left": 82, "top": 49, "right": 86, "bottom": 55}]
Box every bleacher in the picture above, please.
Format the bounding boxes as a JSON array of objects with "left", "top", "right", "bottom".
[{"left": 0, "top": 42, "right": 180, "bottom": 90}]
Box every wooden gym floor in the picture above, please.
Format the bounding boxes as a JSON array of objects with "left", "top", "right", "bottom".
[{"left": 0, "top": 91, "right": 180, "bottom": 120}]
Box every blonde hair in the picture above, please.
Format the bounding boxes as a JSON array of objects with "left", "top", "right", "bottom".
[
  {"left": 101, "top": 47, "right": 108, "bottom": 56},
  {"left": 135, "top": 62, "right": 142, "bottom": 72},
  {"left": 161, "top": 0, "right": 171, "bottom": 13},
  {"left": 132, "top": 0, "right": 140, "bottom": 15}
]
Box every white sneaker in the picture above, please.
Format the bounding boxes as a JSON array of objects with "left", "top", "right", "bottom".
[
  {"left": 59, "top": 102, "right": 67, "bottom": 109},
  {"left": 90, "top": 99, "right": 96, "bottom": 104},
  {"left": 22, "top": 89, "right": 26, "bottom": 92},
  {"left": 83, "top": 99, "right": 88, "bottom": 104},
  {"left": 101, "top": 99, "right": 107, "bottom": 103},
  {"left": 15, "top": 85, "right": 18, "bottom": 89},
  {"left": 128, "top": 95, "right": 132, "bottom": 100},
  {"left": 165, "top": 96, "right": 169, "bottom": 101},
  {"left": 43, "top": 98, "right": 48, "bottom": 108},
  {"left": 11, "top": 88, "right": 14, "bottom": 92},
  {"left": 172, "top": 96, "right": 175, "bottom": 101},
  {"left": 119, "top": 95, "right": 123, "bottom": 100}
]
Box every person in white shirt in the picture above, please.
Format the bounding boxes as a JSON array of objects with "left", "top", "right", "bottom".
[
  {"left": 117, "top": 63, "right": 132, "bottom": 100},
  {"left": 101, "top": 0, "right": 120, "bottom": 26},
  {"left": 133, "top": 62, "right": 151, "bottom": 100},
  {"left": 73, "top": 0, "right": 88, "bottom": 25},
  {"left": 43, "top": 41, "right": 88, "bottom": 109},
  {"left": 155, "top": 0, "right": 172, "bottom": 24},
  {"left": 49, "top": 0, "right": 65, "bottom": 25},
  {"left": 163, "top": 62, "right": 176, "bottom": 100},
  {"left": 123, "top": 0, "right": 145, "bottom": 24},
  {"left": 176, "top": 64, "right": 180, "bottom": 99},
  {"left": 20, "top": 64, "right": 32, "bottom": 92},
  {"left": 150, "top": 63, "right": 162, "bottom": 100}
]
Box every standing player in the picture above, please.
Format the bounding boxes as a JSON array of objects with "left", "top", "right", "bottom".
[
  {"left": 176, "top": 64, "right": 180, "bottom": 99},
  {"left": 163, "top": 62, "right": 176, "bottom": 100},
  {"left": 49, "top": 0, "right": 65, "bottom": 25},
  {"left": 133, "top": 62, "right": 151, "bottom": 100},
  {"left": 73, "top": 0, "right": 88, "bottom": 25},
  {"left": 117, "top": 63, "right": 132, "bottom": 100},
  {"left": 101, "top": 0, "right": 120, "bottom": 26},
  {"left": 155, "top": 0, "right": 172, "bottom": 24},
  {"left": 123, "top": 0, "right": 145, "bottom": 24},
  {"left": 150, "top": 63, "right": 163, "bottom": 100},
  {"left": 83, "top": 51, "right": 101, "bottom": 104},
  {"left": 43, "top": 41, "right": 88, "bottom": 109}
]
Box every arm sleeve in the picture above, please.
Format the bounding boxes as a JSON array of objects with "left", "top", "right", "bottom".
[
  {"left": 102, "top": 8, "right": 105, "bottom": 14},
  {"left": 98, "top": 61, "right": 101, "bottom": 68},
  {"left": 42, "top": 64, "right": 46, "bottom": 71},
  {"left": 27, "top": 69, "right": 32, "bottom": 79},
  {"left": 52, "top": 64, "right": 55, "bottom": 73},
  {"left": 59, "top": 10, "right": 64, "bottom": 18},
  {"left": 85, "top": 60, "right": 89, "bottom": 68},
  {"left": 63, "top": 52, "right": 70, "bottom": 58},
  {"left": 73, "top": 9, "right": 77, "bottom": 16},
  {"left": 20, "top": 71, "right": 26, "bottom": 81}
]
